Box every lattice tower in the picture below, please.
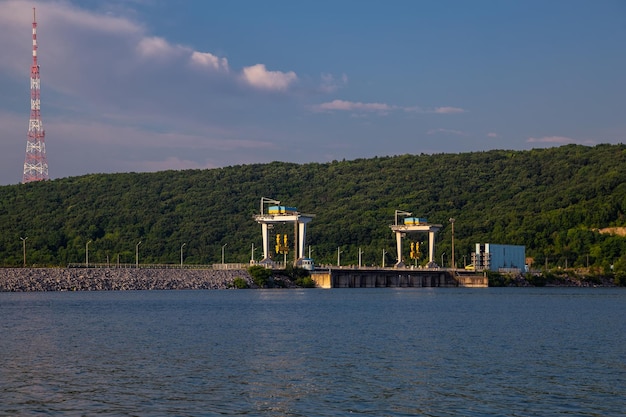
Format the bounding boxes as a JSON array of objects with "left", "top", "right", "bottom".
[{"left": 22, "top": 7, "right": 48, "bottom": 183}]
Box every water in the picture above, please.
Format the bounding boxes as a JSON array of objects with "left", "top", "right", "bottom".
[{"left": 1, "top": 288, "right": 624, "bottom": 416}]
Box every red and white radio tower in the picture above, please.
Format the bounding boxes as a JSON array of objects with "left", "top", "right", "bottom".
[{"left": 22, "top": 7, "right": 49, "bottom": 183}]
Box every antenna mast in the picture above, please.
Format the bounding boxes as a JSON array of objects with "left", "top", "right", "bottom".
[{"left": 22, "top": 7, "right": 49, "bottom": 183}]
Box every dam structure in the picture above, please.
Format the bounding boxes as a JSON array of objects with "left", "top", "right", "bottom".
[
  {"left": 254, "top": 197, "right": 314, "bottom": 268},
  {"left": 310, "top": 267, "right": 487, "bottom": 288}
]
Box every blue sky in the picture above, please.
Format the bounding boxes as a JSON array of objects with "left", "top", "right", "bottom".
[{"left": 0, "top": 0, "right": 625, "bottom": 185}]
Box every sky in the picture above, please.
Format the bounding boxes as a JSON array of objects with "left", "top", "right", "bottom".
[{"left": 0, "top": 0, "right": 625, "bottom": 185}]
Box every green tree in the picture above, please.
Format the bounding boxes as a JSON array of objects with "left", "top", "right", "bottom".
[{"left": 247, "top": 265, "right": 272, "bottom": 287}]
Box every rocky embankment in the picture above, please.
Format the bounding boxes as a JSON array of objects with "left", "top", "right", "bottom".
[
  {"left": 494, "top": 272, "right": 619, "bottom": 287},
  {"left": 0, "top": 268, "right": 253, "bottom": 291}
]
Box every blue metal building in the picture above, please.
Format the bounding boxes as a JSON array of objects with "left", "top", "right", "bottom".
[{"left": 473, "top": 243, "right": 526, "bottom": 272}]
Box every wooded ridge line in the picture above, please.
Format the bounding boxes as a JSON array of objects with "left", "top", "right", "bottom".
[{"left": 1, "top": 144, "right": 626, "bottom": 279}]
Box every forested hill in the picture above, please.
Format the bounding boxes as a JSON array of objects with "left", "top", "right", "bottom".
[{"left": 2, "top": 143, "right": 626, "bottom": 271}]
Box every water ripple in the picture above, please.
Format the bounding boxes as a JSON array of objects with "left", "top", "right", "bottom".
[{"left": 1, "top": 288, "right": 624, "bottom": 416}]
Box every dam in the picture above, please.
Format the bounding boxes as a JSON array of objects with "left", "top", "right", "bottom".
[{"left": 310, "top": 268, "right": 488, "bottom": 288}]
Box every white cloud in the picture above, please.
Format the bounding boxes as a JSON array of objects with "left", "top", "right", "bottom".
[
  {"left": 190, "top": 51, "right": 229, "bottom": 72},
  {"left": 315, "top": 100, "right": 466, "bottom": 115},
  {"left": 527, "top": 136, "right": 574, "bottom": 144},
  {"left": 241, "top": 64, "right": 298, "bottom": 91},
  {"left": 136, "top": 36, "right": 182, "bottom": 58},
  {"left": 487, "top": 132, "right": 498, "bottom": 138},
  {"left": 317, "top": 99, "right": 394, "bottom": 112},
  {"left": 433, "top": 106, "right": 466, "bottom": 114}
]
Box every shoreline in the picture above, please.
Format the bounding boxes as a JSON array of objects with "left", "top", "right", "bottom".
[{"left": 0, "top": 268, "right": 620, "bottom": 291}]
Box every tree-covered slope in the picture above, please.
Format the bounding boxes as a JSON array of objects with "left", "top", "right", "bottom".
[{"left": 2, "top": 144, "right": 626, "bottom": 270}]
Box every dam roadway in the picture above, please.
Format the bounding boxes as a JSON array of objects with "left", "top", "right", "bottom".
[{"left": 309, "top": 267, "right": 488, "bottom": 288}]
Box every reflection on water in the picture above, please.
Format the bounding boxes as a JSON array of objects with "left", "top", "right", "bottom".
[{"left": 1, "top": 288, "right": 624, "bottom": 416}]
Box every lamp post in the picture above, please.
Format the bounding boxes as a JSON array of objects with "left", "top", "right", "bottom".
[
  {"left": 382, "top": 249, "right": 387, "bottom": 268},
  {"left": 180, "top": 242, "right": 186, "bottom": 267},
  {"left": 86, "top": 240, "right": 92, "bottom": 267},
  {"left": 337, "top": 247, "right": 343, "bottom": 267},
  {"left": 20, "top": 236, "right": 28, "bottom": 267},
  {"left": 260, "top": 197, "right": 280, "bottom": 214},
  {"left": 135, "top": 241, "right": 142, "bottom": 267},
  {"left": 441, "top": 252, "right": 446, "bottom": 268},
  {"left": 449, "top": 218, "right": 455, "bottom": 268},
  {"left": 395, "top": 210, "right": 412, "bottom": 226},
  {"left": 251, "top": 243, "right": 257, "bottom": 263},
  {"left": 222, "top": 243, "right": 227, "bottom": 264},
  {"left": 358, "top": 247, "right": 363, "bottom": 268}
]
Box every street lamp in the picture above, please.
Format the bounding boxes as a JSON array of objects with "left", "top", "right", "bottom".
[
  {"left": 395, "top": 210, "right": 412, "bottom": 226},
  {"left": 260, "top": 197, "right": 280, "bottom": 214},
  {"left": 251, "top": 243, "right": 257, "bottom": 262},
  {"left": 86, "top": 240, "right": 92, "bottom": 267},
  {"left": 135, "top": 241, "right": 142, "bottom": 267},
  {"left": 222, "top": 243, "right": 227, "bottom": 264},
  {"left": 337, "top": 247, "right": 343, "bottom": 267},
  {"left": 20, "top": 236, "right": 28, "bottom": 267},
  {"left": 449, "top": 218, "right": 455, "bottom": 269},
  {"left": 441, "top": 252, "right": 446, "bottom": 268},
  {"left": 358, "top": 247, "right": 363, "bottom": 268},
  {"left": 180, "top": 242, "right": 186, "bottom": 267},
  {"left": 382, "top": 249, "right": 387, "bottom": 268}
]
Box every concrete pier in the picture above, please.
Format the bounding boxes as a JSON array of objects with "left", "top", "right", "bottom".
[{"left": 311, "top": 268, "right": 487, "bottom": 288}]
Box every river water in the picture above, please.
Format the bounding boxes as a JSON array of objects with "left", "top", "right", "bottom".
[{"left": 0, "top": 287, "right": 624, "bottom": 416}]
